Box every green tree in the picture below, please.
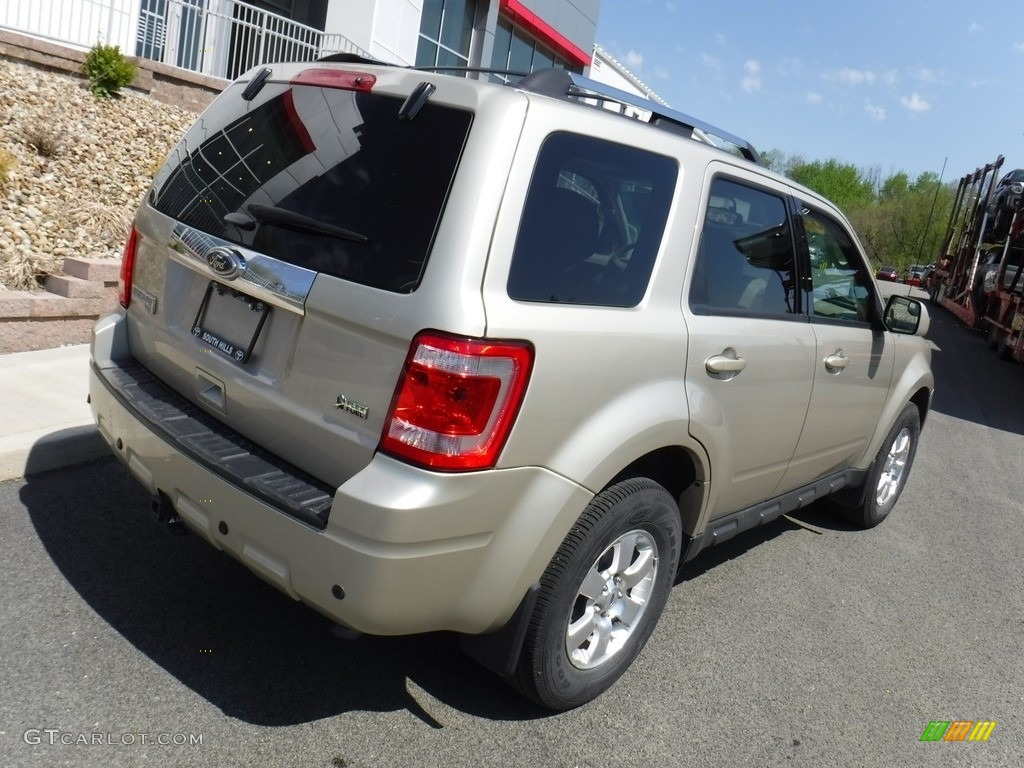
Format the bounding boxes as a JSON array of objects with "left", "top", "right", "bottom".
[
  {"left": 849, "top": 170, "right": 953, "bottom": 268},
  {"left": 788, "top": 159, "right": 875, "bottom": 211},
  {"left": 759, "top": 148, "right": 953, "bottom": 271},
  {"left": 881, "top": 172, "right": 910, "bottom": 200}
]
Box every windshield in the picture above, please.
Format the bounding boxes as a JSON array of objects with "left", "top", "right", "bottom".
[{"left": 152, "top": 82, "right": 473, "bottom": 292}]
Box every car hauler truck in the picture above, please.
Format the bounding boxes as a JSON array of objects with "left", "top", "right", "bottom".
[
  {"left": 982, "top": 204, "right": 1024, "bottom": 361},
  {"left": 928, "top": 156, "right": 1003, "bottom": 329},
  {"left": 928, "top": 155, "right": 1024, "bottom": 362}
]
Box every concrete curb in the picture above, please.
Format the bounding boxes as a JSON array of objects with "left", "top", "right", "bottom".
[
  {"left": 0, "top": 344, "right": 109, "bottom": 482},
  {"left": 0, "top": 424, "right": 108, "bottom": 482}
]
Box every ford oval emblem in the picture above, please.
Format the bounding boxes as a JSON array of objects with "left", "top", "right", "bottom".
[{"left": 206, "top": 247, "right": 245, "bottom": 280}]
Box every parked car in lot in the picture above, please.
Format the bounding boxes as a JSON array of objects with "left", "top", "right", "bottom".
[
  {"left": 905, "top": 264, "right": 927, "bottom": 287},
  {"left": 876, "top": 265, "right": 901, "bottom": 282},
  {"left": 89, "top": 58, "right": 934, "bottom": 710}
]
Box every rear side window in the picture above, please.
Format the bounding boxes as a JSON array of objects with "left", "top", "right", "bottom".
[
  {"left": 689, "top": 178, "right": 798, "bottom": 317},
  {"left": 152, "top": 82, "right": 472, "bottom": 292},
  {"left": 507, "top": 133, "right": 677, "bottom": 307}
]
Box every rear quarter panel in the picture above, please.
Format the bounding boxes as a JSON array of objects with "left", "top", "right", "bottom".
[{"left": 482, "top": 99, "right": 710, "bottom": 493}]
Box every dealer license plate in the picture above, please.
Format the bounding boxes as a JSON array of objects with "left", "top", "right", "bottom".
[{"left": 191, "top": 281, "right": 269, "bottom": 364}]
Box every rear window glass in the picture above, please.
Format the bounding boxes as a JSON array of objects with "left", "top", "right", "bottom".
[
  {"left": 151, "top": 82, "right": 472, "bottom": 292},
  {"left": 507, "top": 133, "right": 677, "bottom": 307}
]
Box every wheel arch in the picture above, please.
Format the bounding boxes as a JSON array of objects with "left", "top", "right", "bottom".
[
  {"left": 461, "top": 445, "right": 709, "bottom": 679},
  {"left": 910, "top": 384, "right": 931, "bottom": 428},
  {"left": 605, "top": 445, "right": 707, "bottom": 538}
]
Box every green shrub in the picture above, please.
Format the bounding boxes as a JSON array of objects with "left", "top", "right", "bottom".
[{"left": 83, "top": 43, "right": 136, "bottom": 98}]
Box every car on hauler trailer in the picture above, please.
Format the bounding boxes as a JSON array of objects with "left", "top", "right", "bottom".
[{"left": 89, "top": 57, "right": 934, "bottom": 710}]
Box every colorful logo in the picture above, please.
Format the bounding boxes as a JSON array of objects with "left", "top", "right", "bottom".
[{"left": 920, "top": 721, "right": 997, "bottom": 742}]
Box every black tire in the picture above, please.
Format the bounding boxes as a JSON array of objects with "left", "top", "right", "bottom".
[
  {"left": 987, "top": 324, "right": 1001, "bottom": 350},
  {"left": 995, "top": 334, "right": 1012, "bottom": 360},
  {"left": 834, "top": 404, "right": 920, "bottom": 529},
  {"left": 506, "top": 478, "right": 681, "bottom": 710}
]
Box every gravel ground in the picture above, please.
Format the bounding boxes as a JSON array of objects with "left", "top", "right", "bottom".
[{"left": 0, "top": 58, "right": 195, "bottom": 290}]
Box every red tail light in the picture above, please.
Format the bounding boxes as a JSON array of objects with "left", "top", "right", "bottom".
[
  {"left": 118, "top": 225, "right": 139, "bottom": 309},
  {"left": 290, "top": 69, "right": 375, "bottom": 92},
  {"left": 381, "top": 332, "right": 534, "bottom": 471}
]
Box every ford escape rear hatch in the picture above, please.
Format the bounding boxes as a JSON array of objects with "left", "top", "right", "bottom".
[{"left": 117, "top": 66, "right": 473, "bottom": 503}]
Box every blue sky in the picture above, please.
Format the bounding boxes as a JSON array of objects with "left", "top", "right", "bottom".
[{"left": 594, "top": 0, "right": 1024, "bottom": 183}]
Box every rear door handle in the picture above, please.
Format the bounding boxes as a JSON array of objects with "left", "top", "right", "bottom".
[
  {"left": 824, "top": 352, "right": 848, "bottom": 372},
  {"left": 705, "top": 354, "right": 747, "bottom": 374}
]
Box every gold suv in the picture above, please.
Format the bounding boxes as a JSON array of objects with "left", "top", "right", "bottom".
[{"left": 90, "top": 60, "right": 933, "bottom": 710}]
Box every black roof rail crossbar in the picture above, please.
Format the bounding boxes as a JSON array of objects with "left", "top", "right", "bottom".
[{"left": 517, "top": 69, "right": 762, "bottom": 165}]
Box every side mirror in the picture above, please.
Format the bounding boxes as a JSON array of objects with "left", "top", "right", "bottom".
[{"left": 883, "top": 294, "right": 930, "bottom": 336}]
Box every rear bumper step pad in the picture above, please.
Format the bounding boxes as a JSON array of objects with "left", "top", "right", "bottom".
[{"left": 94, "top": 361, "right": 334, "bottom": 529}]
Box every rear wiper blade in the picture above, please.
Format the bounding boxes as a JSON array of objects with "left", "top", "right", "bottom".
[{"left": 244, "top": 204, "right": 369, "bottom": 244}]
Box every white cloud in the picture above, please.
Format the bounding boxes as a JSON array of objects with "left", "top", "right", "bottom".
[
  {"left": 969, "top": 21, "right": 982, "bottom": 32},
  {"left": 654, "top": 65, "right": 670, "bottom": 80},
  {"left": 666, "top": 1, "right": 677, "bottom": 11},
  {"left": 825, "top": 68, "right": 877, "bottom": 86},
  {"left": 775, "top": 57, "right": 805, "bottom": 77},
  {"left": 866, "top": 103, "right": 886, "bottom": 121},
  {"left": 914, "top": 68, "right": 941, "bottom": 83},
  {"left": 901, "top": 92, "right": 931, "bottom": 112},
  {"left": 701, "top": 53, "right": 721, "bottom": 70},
  {"left": 625, "top": 50, "right": 643, "bottom": 70},
  {"left": 1014, "top": 42, "right": 1024, "bottom": 52},
  {"left": 715, "top": 33, "right": 726, "bottom": 46},
  {"left": 806, "top": 91, "right": 823, "bottom": 105},
  {"left": 741, "top": 59, "right": 762, "bottom": 93}
]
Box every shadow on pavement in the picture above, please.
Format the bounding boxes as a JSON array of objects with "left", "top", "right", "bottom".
[
  {"left": 925, "top": 307, "right": 1024, "bottom": 435},
  {"left": 20, "top": 456, "right": 550, "bottom": 726},
  {"left": 672, "top": 499, "right": 860, "bottom": 588}
]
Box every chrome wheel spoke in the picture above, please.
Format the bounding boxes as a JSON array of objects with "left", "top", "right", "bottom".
[
  {"left": 586, "top": 614, "right": 613, "bottom": 663},
  {"left": 577, "top": 565, "right": 606, "bottom": 601},
  {"left": 620, "top": 545, "right": 655, "bottom": 590},
  {"left": 615, "top": 593, "right": 646, "bottom": 628},
  {"left": 607, "top": 532, "right": 640, "bottom": 575},
  {"left": 566, "top": 610, "right": 596, "bottom": 652}
]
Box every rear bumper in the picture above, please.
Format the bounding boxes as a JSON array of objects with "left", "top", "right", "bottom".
[{"left": 89, "top": 313, "right": 592, "bottom": 636}]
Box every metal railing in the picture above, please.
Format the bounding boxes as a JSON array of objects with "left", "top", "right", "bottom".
[
  {"left": 0, "top": 0, "right": 137, "bottom": 52},
  {"left": 2, "top": 0, "right": 371, "bottom": 82}
]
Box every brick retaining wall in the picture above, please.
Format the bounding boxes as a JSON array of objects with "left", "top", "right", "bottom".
[
  {"left": 0, "top": 30, "right": 226, "bottom": 353},
  {"left": 0, "top": 28, "right": 227, "bottom": 112},
  {"left": 0, "top": 258, "right": 119, "bottom": 353}
]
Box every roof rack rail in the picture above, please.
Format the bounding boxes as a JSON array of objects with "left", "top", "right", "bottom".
[
  {"left": 516, "top": 69, "right": 762, "bottom": 165},
  {"left": 316, "top": 54, "right": 529, "bottom": 80},
  {"left": 317, "top": 52, "right": 396, "bottom": 67}
]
